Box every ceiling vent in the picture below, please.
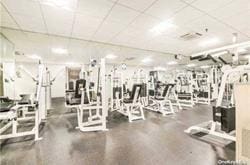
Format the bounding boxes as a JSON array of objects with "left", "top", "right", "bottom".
[
  {"left": 125, "top": 57, "right": 135, "bottom": 61},
  {"left": 15, "top": 51, "right": 24, "bottom": 56},
  {"left": 180, "top": 32, "right": 202, "bottom": 40}
]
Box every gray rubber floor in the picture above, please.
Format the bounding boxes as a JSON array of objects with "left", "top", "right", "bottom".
[{"left": 0, "top": 98, "right": 235, "bottom": 165}]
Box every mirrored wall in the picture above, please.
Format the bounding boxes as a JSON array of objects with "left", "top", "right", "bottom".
[{"left": 0, "top": 33, "right": 15, "bottom": 99}]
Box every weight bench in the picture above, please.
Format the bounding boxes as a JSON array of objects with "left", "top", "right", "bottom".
[
  {"left": 145, "top": 84, "right": 174, "bottom": 116},
  {"left": 118, "top": 84, "right": 145, "bottom": 122}
]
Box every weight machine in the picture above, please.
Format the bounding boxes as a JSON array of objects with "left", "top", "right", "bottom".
[
  {"left": 109, "top": 68, "right": 145, "bottom": 122},
  {"left": 176, "top": 72, "right": 195, "bottom": 108},
  {"left": 0, "top": 62, "right": 45, "bottom": 141},
  {"left": 144, "top": 82, "right": 175, "bottom": 116},
  {"left": 185, "top": 64, "right": 250, "bottom": 141},
  {"left": 65, "top": 59, "right": 107, "bottom": 132},
  {"left": 193, "top": 71, "right": 211, "bottom": 105}
]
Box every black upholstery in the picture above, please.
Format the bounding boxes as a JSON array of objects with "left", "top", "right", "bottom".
[
  {"left": 75, "top": 79, "right": 86, "bottom": 98},
  {"left": 123, "top": 84, "right": 142, "bottom": 104},
  {"left": 0, "top": 97, "right": 14, "bottom": 112},
  {"left": 69, "top": 81, "right": 74, "bottom": 90},
  {"left": 113, "top": 87, "right": 122, "bottom": 99},
  {"left": 18, "top": 94, "right": 31, "bottom": 105},
  {"left": 140, "top": 83, "right": 147, "bottom": 97}
]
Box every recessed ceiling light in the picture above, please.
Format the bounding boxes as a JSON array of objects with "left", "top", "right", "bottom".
[
  {"left": 186, "top": 63, "right": 195, "bottom": 67},
  {"left": 199, "top": 38, "right": 220, "bottom": 47},
  {"left": 212, "top": 50, "right": 228, "bottom": 57},
  {"left": 154, "top": 66, "right": 166, "bottom": 71},
  {"left": 52, "top": 48, "right": 68, "bottom": 55},
  {"left": 200, "top": 65, "right": 210, "bottom": 69},
  {"left": 238, "top": 48, "right": 247, "bottom": 53},
  {"left": 27, "top": 54, "right": 41, "bottom": 60},
  {"left": 167, "top": 61, "right": 177, "bottom": 65},
  {"left": 105, "top": 54, "right": 117, "bottom": 59},
  {"left": 150, "top": 20, "right": 176, "bottom": 35},
  {"left": 142, "top": 57, "right": 152, "bottom": 63},
  {"left": 65, "top": 62, "right": 80, "bottom": 67},
  {"left": 244, "top": 54, "right": 250, "bottom": 59}
]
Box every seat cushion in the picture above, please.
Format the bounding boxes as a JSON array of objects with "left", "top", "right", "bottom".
[
  {"left": 155, "top": 97, "right": 164, "bottom": 101},
  {"left": 123, "top": 98, "right": 133, "bottom": 104}
]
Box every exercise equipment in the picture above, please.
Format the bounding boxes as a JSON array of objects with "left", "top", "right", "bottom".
[
  {"left": 176, "top": 72, "right": 195, "bottom": 108},
  {"left": 118, "top": 84, "right": 145, "bottom": 122},
  {"left": 0, "top": 63, "right": 45, "bottom": 141},
  {"left": 193, "top": 71, "right": 211, "bottom": 105},
  {"left": 65, "top": 59, "right": 107, "bottom": 132},
  {"left": 185, "top": 64, "right": 250, "bottom": 141},
  {"left": 109, "top": 67, "right": 145, "bottom": 122},
  {"left": 144, "top": 82, "right": 175, "bottom": 116}
]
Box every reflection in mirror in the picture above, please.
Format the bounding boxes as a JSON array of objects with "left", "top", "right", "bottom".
[{"left": 0, "top": 33, "right": 15, "bottom": 99}]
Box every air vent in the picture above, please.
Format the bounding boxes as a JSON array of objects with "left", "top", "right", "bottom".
[
  {"left": 180, "top": 32, "right": 202, "bottom": 40},
  {"left": 125, "top": 57, "right": 135, "bottom": 61},
  {"left": 15, "top": 51, "right": 24, "bottom": 56}
]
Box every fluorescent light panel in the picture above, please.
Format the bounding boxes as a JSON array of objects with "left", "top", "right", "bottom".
[
  {"left": 105, "top": 54, "right": 117, "bottom": 59},
  {"left": 186, "top": 63, "right": 195, "bottom": 67},
  {"left": 52, "top": 48, "right": 68, "bottom": 55},
  {"left": 200, "top": 65, "right": 210, "bottom": 69},
  {"left": 150, "top": 20, "right": 176, "bottom": 35},
  {"left": 142, "top": 57, "right": 152, "bottom": 63},
  {"left": 154, "top": 66, "right": 166, "bottom": 71},
  {"left": 167, "top": 61, "right": 177, "bottom": 65},
  {"left": 27, "top": 54, "right": 41, "bottom": 60}
]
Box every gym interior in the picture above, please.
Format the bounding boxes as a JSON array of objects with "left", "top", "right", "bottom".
[{"left": 0, "top": 0, "right": 250, "bottom": 164}]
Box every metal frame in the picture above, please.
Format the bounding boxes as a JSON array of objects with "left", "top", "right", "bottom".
[
  {"left": 76, "top": 58, "right": 108, "bottom": 132},
  {"left": 0, "top": 63, "right": 45, "bottom": 141},
  {"left": 185, "top": 64, "right": 250, "bottom": 141},
  {"left": 144, "top": 84, "right": 176, "bottom": 116},
  {"left": 118, "top": 85, "right": 145, "bottom": 122}
]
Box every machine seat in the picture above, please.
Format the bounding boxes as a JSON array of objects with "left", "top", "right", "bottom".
[
  {"left": 123, "top": 98, "right": 133, "bottom": 104},
  {"left": 0, "top": 107, "right": 11, "bottom": 112},
  {"left": 154, "top": 97, "right": 164, "bottom": 101}
]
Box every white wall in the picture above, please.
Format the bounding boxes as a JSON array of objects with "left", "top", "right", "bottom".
[{"left": 14, "top": 62, "right": 65, "bottom": 99}]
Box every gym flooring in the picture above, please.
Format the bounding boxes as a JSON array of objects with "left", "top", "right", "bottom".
[{"left": 0, "top": 98, "right": 235, "bottom": 165}]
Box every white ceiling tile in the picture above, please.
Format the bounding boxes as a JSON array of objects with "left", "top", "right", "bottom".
[
  {"left": 180, "top": 0, "right": 196, "bottom": 4},
  {"left": 145, "top": 0, "right": 186, "bottom": 20},
  {"left": 211, "top": 0, "right": 250, "bottom": 19},
  {"left": 12, "top": 14, "right": 46, "bottom": 33},
  {"left": 42, "top": 5, "right": 74, "bottom": 36},
  {"left": 130, "top": 14, "right": 159, "bottom": 31},
  {"left": 117, "top": 0, "right": 156, "bottom": 12},
  {"left": 191, "top": 0, "right": 234, "bottom": 13},
  {"left": 77, "top": 0, "right": 114, "bottom": 19},
  {"left": 173, "top": 6, "right": 203, "bottom": 26},
  {"left": 218, "top": 10, "right": 250, "bottom": 36},
  {"left": 93, "top": 21, "right": 127, "bottom": 42},
  {"left": 105, "top": 4, "right": 140, "bottom": 25},
  {"left": 184, "top": 15, "right": 235, "bottom": 35},
  {"left": 0, "top": 8, "right": 19, "bottom": 29},
  {"left": 71, "top": 14, "right": 103, "bottom": 40},
  {"left": 2, "top": 0, "right": 41, "bottom": 18}
]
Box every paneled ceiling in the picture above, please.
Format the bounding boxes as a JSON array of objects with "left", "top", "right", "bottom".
[{"left": 1, "top": 0, "right": 250, "bottom": 66}]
